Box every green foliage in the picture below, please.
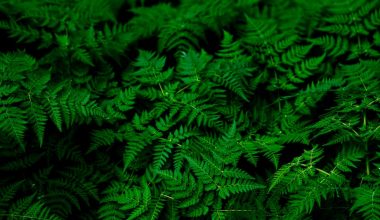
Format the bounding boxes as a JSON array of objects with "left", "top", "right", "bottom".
[
  {"left": 0, "top": 0, "right": 379, "bottom": 219},
  {"left": 351, "top": 186, "right": 380, "bottom": 220}
]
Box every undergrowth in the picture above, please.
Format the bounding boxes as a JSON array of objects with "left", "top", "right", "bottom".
[{"left": 0, "top": 0, "right": 379, "bottom": 219}]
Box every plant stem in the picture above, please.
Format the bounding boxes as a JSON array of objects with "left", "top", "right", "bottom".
[
  {"left": 363, "top": 110, "right": 369, "bottom": 175},
  {"left": 365, "top": 141, "right": 370, "bottom": 176}
]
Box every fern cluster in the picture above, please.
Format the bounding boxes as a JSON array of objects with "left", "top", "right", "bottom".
[{"left": 0, "top": 0, "right": 380, "bottom": 219}]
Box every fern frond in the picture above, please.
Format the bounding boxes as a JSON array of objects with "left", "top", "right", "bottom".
[
  {"left": 351, "top": 185, "right": 380, "bottom": 220},
  {"left": 0, "top": 106, "right": 27, "bottom": 149},
  {"left": 25, "top": 100, "right": 47, "bottom": 146},
  {"left": 88, "top": 129, "right": 122, "bottom": 154},
  {"left": 309, "top": 35, "right": 349, "bottom": 58},
  {"left": 254, "top": 136, "right": 284, "bottom": 169},
  {"left": 217, "top": 31, "right": 244, "bottom": 58},
  {"left": 123, "top": 137, "right": 146, "bottom": 170},
  {"left": 293, "top": 53, "right": 325, "bottom": 80},
  {"left": 333, "top": 147, "right": 366, "bottom": 173},
  {"left": 243, "top": 16, "right": 277, "bottom": 46},
  {"left": 22, "top": 200, "right": 63, "bottom": 220},
  {"left": 132, "top": 51, "right": 172, "bottom": 84},
  {"left": 217, "top": 178, "right": 265, "bottom": 199},
  {"left": 176, "top": 49, "right": 212, "bottom": 85},
  {"left": 98, "top": 203, "right": 126, "bottom": 220},
  {"left": 44, "top": 91, "right": 63, "bottom": 132},
  {"left": 158, "top": 17, "right": 205, "bottom": 52},
  {"left": 281, "top": 44, "right": 312, "bottom": 65}
]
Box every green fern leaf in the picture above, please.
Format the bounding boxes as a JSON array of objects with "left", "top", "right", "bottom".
[
  {"left": 351, "top": 185, "right": 380, "bottom": 220},
  {"left": 25, "top": 101, "right": 47, "bottom": 146},
  {"left": 0, "top": 106, "right": 27, "bottom": 149}
]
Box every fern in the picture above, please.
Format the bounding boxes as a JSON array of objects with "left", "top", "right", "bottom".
[
  {"left": 0, "top": 106, "right": 27, "bottom": 149},
  {"left": 25, "top": 100, "right": 48, "bottom": 146},
  {"left": 309, "top": 35, "right": 349, "bottom": 58},
  {"left": 177, "top": 49, "right": 212, "bottom": 86},
  {"left": 0, "top": 0, "right": 380, "bottom": 219},
  {"left": 351, "top": 186, "right": 380, "bottom": 220}
]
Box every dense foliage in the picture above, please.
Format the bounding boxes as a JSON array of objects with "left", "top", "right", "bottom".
[{"left": 0, "top": 0, "right": 379, "bottom": 219}]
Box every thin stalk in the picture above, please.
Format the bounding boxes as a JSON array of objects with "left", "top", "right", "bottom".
[
  {"left": 363, "top": 110, "right": 369, "bottom": 175},
  {"left": 365, "top": 141, "right": 370, "bottom": 176}
]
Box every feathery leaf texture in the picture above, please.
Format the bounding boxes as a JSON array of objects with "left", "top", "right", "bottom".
[{"left": 0, "top": 0, "right": 379, "bottom": 219}]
